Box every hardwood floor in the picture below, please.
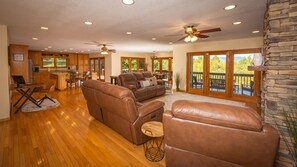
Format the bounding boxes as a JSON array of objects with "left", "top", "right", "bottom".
[{"left": 0, "top": 88, "right": 165, "bottom": 167}]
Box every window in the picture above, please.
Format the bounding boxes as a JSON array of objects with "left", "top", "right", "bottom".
[
  {"left": 42, "top": 58, "right": 55, "bottom": 67},
  {"left": 121, "top": 57, "right": 146, "bottom": 73},
  {"left": 56, "top": 58, "right": 67, "bottom": 67}
]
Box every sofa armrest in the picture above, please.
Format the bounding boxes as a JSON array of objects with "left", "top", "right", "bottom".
[
  {"left": 157, "top": 80, "right": 165, "bottom": 85},
  {"left": 138, "top": 101, "right": 165, "bottom": 117}
]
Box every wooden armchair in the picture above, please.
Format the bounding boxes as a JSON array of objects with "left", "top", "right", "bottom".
[{"left": 37, "top": 79, "right": 56, "bottom": 105}]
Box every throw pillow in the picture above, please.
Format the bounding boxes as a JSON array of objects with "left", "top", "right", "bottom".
[
  {"left": 145, "top": 76, "right": 157, "bottom": 86},
  {"left": 140, "top": 80, "right": 151, "bottom": 88}
]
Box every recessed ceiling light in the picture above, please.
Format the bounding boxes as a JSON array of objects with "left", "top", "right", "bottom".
[
  {"left": 252, "top": 30, "right": 260, "bottom": 34},
  {"left": 44, "top": 48, "right": 48, "bottom": 50},
  {"left": 48, "top": 46, "right": 52, "bottom": 48},
  {"left": 32, "top": 37, "right": 38, "bottom": 40},
  {"left": 233, "top": 21, "right": 242, "bottom": 25},
  {"left": 126, "top": 32, "right": 132, "bottom": 35},
  {"left": 152, "top": 38, "right": 157, "bottom": 41},
  {"left": 122, "top": 0, "right": 134, "bottom": 5},
  {"left": 169, "top": 42, "right": 173, "bottom": 45},
  {"left": 84, "top": 21, "right": 93, "bottom": 25},
  {"left": 41, "top": 27, "right": 48, "bottom": 30},
  {"left": 224, "top": 5, "right": 236, "bottom": 10}
]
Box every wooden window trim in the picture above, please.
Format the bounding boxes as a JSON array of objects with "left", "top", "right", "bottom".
[{"left": 121, "top": 57, "right": 146, "bottom": 73}]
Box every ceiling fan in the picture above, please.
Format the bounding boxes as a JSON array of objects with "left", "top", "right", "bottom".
[
  {"left": 85, "top": 41, "right": 116, "bottom": 54},
  {"left": 174, "top": 25, "right": 221, "bottom": 42}
]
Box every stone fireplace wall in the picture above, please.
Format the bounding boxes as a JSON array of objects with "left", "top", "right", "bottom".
[{"left": 263, "top": 0, "right": 297, "bottom": 166}]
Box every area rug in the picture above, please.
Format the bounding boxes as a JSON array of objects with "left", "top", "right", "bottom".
[
  {"left": 148, "top": 92, "right": 246, "bottom": 110},
  {"left": 21, "top": 98, "right": 60, "bottom": 112}
]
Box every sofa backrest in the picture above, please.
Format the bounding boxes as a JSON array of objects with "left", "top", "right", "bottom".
[
  {"left": 118, "top": 73, "right": 137, "bottom": 87},
  {"left": 164, "top": 100, "right": 280, "bottom": 167},
  {"left": 82, "top": 80, "right": 138, "bottom": 123}
]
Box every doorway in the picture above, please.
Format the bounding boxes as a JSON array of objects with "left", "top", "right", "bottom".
[
  {"left": 187, "top": 49, "right": 261, "bottom": 109},
  {"left": 90, "top": 57, "right": 105, "bottom": 81}
]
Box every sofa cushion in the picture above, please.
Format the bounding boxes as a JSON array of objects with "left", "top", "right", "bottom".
[
  {"left": 171, "top": 100, "right": 262, "bottom": 132},
  {"left": 133, "top": 72, "right": 145, "bottom": 81},
  {"left": 119, "top": 73, "right": 137, "bottom": 86},
  {"left": 145, "top": 76, "right": 157, "bottom": 86},
  {"left": 143, "top": 71, "right": 153, "bottom": 78},
  {"left": 139, "top": 80, "right": 151, "bottom": 88},
  {"left": 134, "top": 88, "right": 147, "bottom": 97}
]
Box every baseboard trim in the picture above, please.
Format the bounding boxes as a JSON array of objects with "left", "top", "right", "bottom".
[{"left": 0, "top": 117, "right": 10, "bottom": 122}]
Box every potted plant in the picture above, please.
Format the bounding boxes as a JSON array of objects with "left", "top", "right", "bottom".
[
  {"left": 274, "top": 103, "right": 297, "bottom": 166},
  {"left": 175, "top": 73, "right": 180, "bottom": 91}
]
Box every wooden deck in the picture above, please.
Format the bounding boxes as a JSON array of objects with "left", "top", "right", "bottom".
[{"left": 0, "top": 89, "right": 165, "bottom": 167}]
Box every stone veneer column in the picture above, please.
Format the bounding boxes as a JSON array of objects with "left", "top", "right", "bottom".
[{"left": 263, "top": 0, "right": 297, "bottom": 166}]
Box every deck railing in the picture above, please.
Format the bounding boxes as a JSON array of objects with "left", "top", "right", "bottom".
[{"left": 191, "top": 72, "right": 254, "bottom": 95}]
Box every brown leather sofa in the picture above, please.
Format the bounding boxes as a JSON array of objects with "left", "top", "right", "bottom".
[
  {"left": 81, "top": 80, "right": 165, "bottom": 145},
  {"left": 118, "top": 71, "right": 166, "bottom": 101},
  {"left": 163, "top": 100, "right": 280, "bottom": 167}
]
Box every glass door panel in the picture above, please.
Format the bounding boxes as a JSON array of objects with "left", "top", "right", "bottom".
[
  {"left": 153, "top": 59, "right": 160, "bottom": 72},
  {"left": 99, "top": 59, "right": 105, "bottom": 81},
  {"left": 139, "top": 59, "right": 145, "bottom": 71},
  {"left": 209, "top": 55, "right": 226, "bottom": 93},
  {"left": 233, "top": 54, "right": 255, "bottom": 96},
  {"left": 122, "top": 58, "right": 129, "bottom": 73},
  {"left": 189, "top": 55, "right": 204, "bottom": 90},
  {"left": 131, "top": 59, "right": 138, "bottom": 72}
]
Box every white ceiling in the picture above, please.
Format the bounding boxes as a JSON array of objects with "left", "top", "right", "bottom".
[{"left": 0, "top": 0, "right": 267, "bottom": 53}]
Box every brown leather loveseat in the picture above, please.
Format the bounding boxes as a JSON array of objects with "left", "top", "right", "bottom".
[
  {"left": 163, "top": 100, "right": 280, "bottom": 167},
  {"left": 82, "top": 80, "right": 165, "bottom": 145},
  {"left": 118, "top": 72, "right": 166, "bottom": 101}
]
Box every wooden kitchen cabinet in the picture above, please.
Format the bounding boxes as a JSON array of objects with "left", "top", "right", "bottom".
[
  {"left": 68, "top": 54, "right": 78, "bottom": 66},
  {"left": 28, "top": 51, "right": 42, "bottom": 66},
  {"left": 77, "top": 54, "right": 89, "bottom": 73}
]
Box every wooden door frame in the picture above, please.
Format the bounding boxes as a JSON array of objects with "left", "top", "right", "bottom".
[
  {"left": 121, "top": 57, "right": 146, "bottom": 73},
  {"left": 151, "top": 57, "right": 173, "bottom": 72},
  {"left": 186, "top": 48, "right": 262, "bottom": 110},
  {"left": 90, "top": 57, "right": 105, "bottom": 81}
]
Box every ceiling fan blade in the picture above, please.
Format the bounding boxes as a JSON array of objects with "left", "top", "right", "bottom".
[
  {"left": 164, "top": 34, "right": 184, "bottom": 37},
  {"left": 108, "top": 49, "right": 116, "bottom": 53},
  {"left": 84, "top": 42, "right": 98, "bottom": 45},
  {"left": 196, "top": 34, "right": 209, "bottom": 38},
  {"left": 177, "top": 36, "right": 187, "bottom": 41},
  {"left": 198, "top": 28, "right": 221, "bottom": 34}
]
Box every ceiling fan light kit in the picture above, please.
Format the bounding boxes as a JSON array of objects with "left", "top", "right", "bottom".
[{"left": 122, "top": 0, "right": 134, "bottom": 5}]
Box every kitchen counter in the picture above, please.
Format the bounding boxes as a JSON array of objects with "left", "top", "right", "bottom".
[{"left": 50, "top": 73, "right": 67, "bottom": 90}]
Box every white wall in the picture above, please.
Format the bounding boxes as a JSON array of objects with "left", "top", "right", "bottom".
[
  {"left": 173, "top": 37, "right": 263, "bottom": 90},
  {"left": 0, "top": 25, "right": 10, "bottom": 120}
]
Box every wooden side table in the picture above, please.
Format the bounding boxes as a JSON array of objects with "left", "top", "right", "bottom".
[{"left": 141, "top": 121, "right": 164, "bottom": 162}]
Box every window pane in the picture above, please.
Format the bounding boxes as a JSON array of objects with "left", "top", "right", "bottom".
[
  {"left": 139, "top": 59, "right": 145, "bottom": 70},
  {"left": 233, "top": 54, "right": 255, "bottom": 96},
  {"left": 99, "top": 59, "right": 105, "bottom": 80},
  {"left": 153, "top": 59, "right": 160, "bottom": 72},
  {"left": 190, "top": 55, "right": 204, "bottom": 90},
  {"left": 131, "top": 59, "right": 137, "bottom": 72},
  {"left": 122, "top": 59, "right": 129, "bottom": 73},
  {"left": 56, "top": 58, "right": 67, "bottom": 67},
  {"left": 42, "top": 58, "right": 55, "bottom": 67},
  {"left": 162, "top": 59, "right": 169, "bottom": 71},
  {"left": 209, "top": 55, "right": 226, "bottom": 92}
]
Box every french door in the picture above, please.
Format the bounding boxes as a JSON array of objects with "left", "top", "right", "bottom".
[
  {"left": 90, "top": 57, "right": 105, "bottom": 81},
  {"left": 188, "top": 52, "right": 229, "bottom": 97},
  {"left": 187, "top": 49, "right": 261, "bottom": 109}
]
